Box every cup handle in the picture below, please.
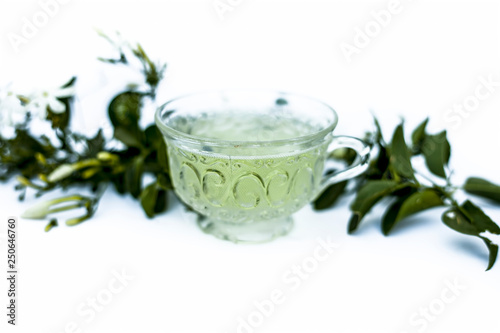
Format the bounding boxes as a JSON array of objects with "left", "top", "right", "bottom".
[{"left": 317, "top": 136, "right": 371, "bottom": 195}]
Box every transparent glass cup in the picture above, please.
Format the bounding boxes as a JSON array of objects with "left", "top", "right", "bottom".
[{"left": 155, "top": 91, "right": 370, "bottom": 243}]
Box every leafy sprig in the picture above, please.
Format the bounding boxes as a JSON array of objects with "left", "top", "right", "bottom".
[
  {"left": 0, "top": 32, "right": 170, "bottom": 229},
  {"left": 313, "top": 118, "right": 500, "bottom": 270}
]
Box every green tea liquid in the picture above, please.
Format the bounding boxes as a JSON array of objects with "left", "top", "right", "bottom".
[{"left": 167, "top": 114, "right": 329, "bottom": 223}]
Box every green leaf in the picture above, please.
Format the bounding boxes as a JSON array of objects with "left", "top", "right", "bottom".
[
  {"left": 108, "top": 91, "right": 142, "bottom": 127},
  {"left": 442, "top": 208, "right": 479, "bottom": 236},
  {"left": 481, "top": 237, "right": 498, "bottom": 271},
  {"left": 143, "top": 130, "right": 169, "bottom": 175},
  {"left": 366, "top": 118, "right": 389, "bottom": 180},
  {"left": 154, "top": 188, "right": 168, "bottom": 214},
  {"left": 463, "top": 177, "right": 500, "bottom": 204},
  {"left": 140, "top": 182, "right": 158, "bottom": 218},
  {"left": 390, "top": 124, "right": 414, "bottom": 180},
  {"left": 367, "top": 144, "right": 389, "bottom": 180},
  {"left": 144, "top": 125, "right": 163, "bottom": 148},
  {"left": 421, "top": 131, "right": 450, "bottom": 179},
  {"left": 313, "top": 180, "right": 348, "bottom": 210},
  {"left": 441, "top": 205, "right": 499, "bottom": 270},
  {"left": 411, "top": 118, "right": 429, "bottom": 147},
  {"left": 84, "top": 129, "right": 105, "bottom": 157},
  {"left": 125, "top": 157, "right": 144, "bottom": 198},
  {"left": 381, "top": 195, "right": 409, "bottom": 235},
  {"left": 157, "top": 173, "right": 172, "bottom": 190},
  {"left": 46, "top": 104, "right": 71, "bottom": 130},
  {"left": 348, "top": 180, "right": 405, "bottom": 233},
  {"left": 111, "top": 173, "right": 127, "bottom": 194},
  {"left": 397, "top": 190, "right": 444, "bottom": 222},
  {"left": 140, "top": 181, "right": 168, "bottom": 218},
  {"left": 460, "top": 200, "right": 500, "bottom": 234},
  {"left": 61, "top": 76, "right": 77, "bottom": 88},
  {"left": 108, "top": 91, "right": 144, "bottom": 148},
  {"left": 383, "top": 189, "right": 444, "bottom": 235},
  {"left": 373, "top": 116, "right": 384, "bottom": 143},
  {"left": 113, "top": 127, "right": 143, "bottom": 148}
]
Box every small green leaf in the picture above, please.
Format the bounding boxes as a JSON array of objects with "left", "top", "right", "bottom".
[
  {"left": 348, "top": 214, "right": 362, "bottom": 234},
  {"left": 140, "top": 181, "right": 168, "bottom": 218},
  {"left": 84, "top": 129, "right": 105, "bottom": 157},
  {"left": 460, "top": 200, "right": 500, "bottom": 234},
  {"left": 441, "top": 204, "right": 499, "bottom": 270},
  {"left": 125, "top": 157, "right": 144, "bottom": 198},
  {"left": 140, "top": 182, "right": 159, "bottom": 218},
  {"left": 111, "top": 173, "right": 127, "bottom": 194},
  {"left": 108, "top": 91, "right": 142, "bottom": 128},
  {"left": 481, "top": 237, "right": 498, "bottom": 271},
  {"left": 157, "top": 173, "right": 172, "bottom": 190},
  {"left": 46, "top": 105, "right": 70, "bottom": 130},
  {"left": 463, "top": 177, "right": 500, "bottom": 204},
  {"left": 390, "top": 124, "right": 414, "bottom": 180},
  {"left": 383, "top": 189, "right": 443, "bottom": 235},
  {"left": 154, "top": 188, "right": 168, "bottom": 214},
  {"left": 381, "top": 195, "right": 409, "bottom": 235},
  {"left": 108, "top": 91, "right": 144, "bottom": 147},
  {"left": 411, "top": 118, "right": 429, "bottom": 148},
  {"left": 348, "top": 180, "right": 406, "bottom": 233},
  {"left": 421, "top": 131, "right": 450, "bottom": 179},
  {"left": 442, "top": 208, "right": 479, "bottom": 236},
  {"left": 113, "top": 127, "right": 143, "bottom": 148},
  {"left": 61, "top": 76, "right": 77, "bottom": 88},
  {"left": 313, "top": 180, "right": 348, "bottom": 210},
  {"left": 373, "top": 116, "right": 384, "bottom": 143},
  {"left": 144, "top": 125, "right": 162, "bottom": 149},
  {"left": 375, "top": 145, "right": 389, "bottom": 176},
  {"left": 366, "top": 144, "right": 389, "bottom": 180},
  {"left": 395, "top": 189, "right": 444, "bottom": 222}
]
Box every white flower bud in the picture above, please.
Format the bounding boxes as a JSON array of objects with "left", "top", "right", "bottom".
[
  {"left": 47, "top": 164, "right": 76, "bottom": 183},
  {"left": 21, "top": 200, "right": 52, "bottom": 219}
]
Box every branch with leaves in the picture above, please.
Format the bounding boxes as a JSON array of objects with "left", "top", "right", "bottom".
[
  {"left": 313, "top": 118, "right": 500, "bottom": 270},
  {"left": 0, "top": 32, "right": 170, "bottom": 229}
]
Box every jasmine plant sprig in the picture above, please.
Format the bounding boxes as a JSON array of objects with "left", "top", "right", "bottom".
[
  {"left": 1, "top": 32, "right": 170, "bottom": 230},
  {"left": 313, "top": 118, "right": 500, "bottom": 270}
]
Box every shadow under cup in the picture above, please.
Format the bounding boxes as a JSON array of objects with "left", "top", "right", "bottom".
[{"left": 155, "top": 91, "right": 370, "bottom": 243}]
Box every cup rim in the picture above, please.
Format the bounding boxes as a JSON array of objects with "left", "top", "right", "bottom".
[{"left": 155, "top": 90, "right": 339, "bottom": 148}]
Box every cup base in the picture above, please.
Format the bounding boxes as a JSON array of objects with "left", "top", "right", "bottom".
[{"left": 197, "top": 216, "right": 294, "bottom": 244}]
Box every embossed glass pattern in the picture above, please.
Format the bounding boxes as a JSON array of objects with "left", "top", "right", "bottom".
[{"left": 156, "top": 91, "right": 370, "bottom": 243}]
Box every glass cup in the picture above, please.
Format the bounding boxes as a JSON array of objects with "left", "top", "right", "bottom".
[{"left": 155, "top": 91, "right": 370, "bottom": 243}]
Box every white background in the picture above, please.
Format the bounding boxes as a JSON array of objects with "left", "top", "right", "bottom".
[{"left": 1, "top": 0, "right": 500, "bottom": 332}]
